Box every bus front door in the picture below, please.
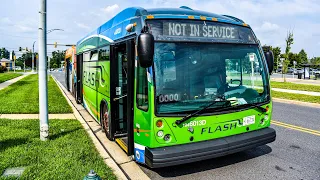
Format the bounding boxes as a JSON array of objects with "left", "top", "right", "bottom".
[{"left": 110, "top": 40, "right": 134, "bottom": 155}]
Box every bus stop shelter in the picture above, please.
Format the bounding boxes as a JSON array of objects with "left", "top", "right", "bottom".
[{"left": 301, "top": 64, "right": 320, "bottom": 79}]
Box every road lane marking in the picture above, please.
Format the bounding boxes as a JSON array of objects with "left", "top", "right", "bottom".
[
  {"left": 272, "top": 120, "right": 320, "bottom": 134},
  {"left": 271, "top": 120, "right": 320, "bottom": 136}
]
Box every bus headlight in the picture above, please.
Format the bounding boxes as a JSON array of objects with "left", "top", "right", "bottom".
[
  {"left": 157, "top": 130, "right": 164, "bottom": 137},
  {"left": 164, "top": 134, "right": 171, "bottom": 141}
]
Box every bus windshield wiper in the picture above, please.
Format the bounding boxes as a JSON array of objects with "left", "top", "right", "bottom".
[
  {"left": 233, "top": 103, "right": 267, "bottom": 113},
  {"left": 175, "top": 99, "right": 232, "bottom": 125}
]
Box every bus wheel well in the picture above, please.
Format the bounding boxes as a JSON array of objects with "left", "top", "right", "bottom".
[{"left": 100, "top": 100, "right": 108, "bottom": 124}]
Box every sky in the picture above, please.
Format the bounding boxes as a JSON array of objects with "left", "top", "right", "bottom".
[{"left": 1, "top": 0, "right": 320, "bottom": 58}]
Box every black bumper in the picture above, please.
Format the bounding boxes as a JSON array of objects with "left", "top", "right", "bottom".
[{"left": 145, "top": 128, "right": 276, "bottom": 168}]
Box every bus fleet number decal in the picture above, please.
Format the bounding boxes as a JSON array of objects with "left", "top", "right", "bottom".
[
  {"left": 159, "top": 94, "right": 180, "bottom": 103},
  {"left": 183, "top": 120, "right": 206, "bottom": 127}
]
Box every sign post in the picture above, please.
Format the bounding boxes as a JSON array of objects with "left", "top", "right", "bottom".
[
  {"left": 13, "top": 56, "right": 16, "bottom": 73},
  {"left": 249, "top": 54, "right": 255, "bottom": 88},
  {"left": 293, "top": 61, "right": 297, "bottom": 79}
]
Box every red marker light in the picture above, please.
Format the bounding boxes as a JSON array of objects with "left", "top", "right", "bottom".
[{"left": 156, "top": 120, "right": 163, "bottom": 128}]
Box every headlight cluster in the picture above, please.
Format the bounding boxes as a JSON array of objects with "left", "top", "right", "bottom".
[{"left": 156, "top": 120, "right": 171, "bottom": 142}]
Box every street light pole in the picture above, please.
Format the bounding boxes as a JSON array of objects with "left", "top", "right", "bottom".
[
  {"left": 32, "top": 41, "right": 36, "bottom": 72},
  {"left": 39, "top": 0, "right": 49, "bottom": 141},
  {"left": 33, "top": 29, "right": 64, "bottom": 72}
]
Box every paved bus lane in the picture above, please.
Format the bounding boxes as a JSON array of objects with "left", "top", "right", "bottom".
[
  {"left": 139, "top": 124, "right": 320, "bottom": 180},
  {"left": 51, "top": 71, "right": 320, "bottom": 180},
  {"left": 139, "top": 102, "right": 320, "bottom": 179}
]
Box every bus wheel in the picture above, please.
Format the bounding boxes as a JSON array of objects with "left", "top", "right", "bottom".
[{"left": 101, "top": 103, "right": 113, "bottom": 140}]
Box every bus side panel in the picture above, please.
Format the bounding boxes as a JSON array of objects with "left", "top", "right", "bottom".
[
  {"left": 82, "top": 58, "right": 99, "bottom": 120},
  {"left": 96, "top": 60, "right": 111, "bottom": 123},
  {"left": 133, "top": 67, "right": 154, "bottom": 163}
]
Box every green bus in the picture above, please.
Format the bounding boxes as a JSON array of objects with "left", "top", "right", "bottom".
[{"left": 75, "top": 6, "right": 276, "bottom": 168}]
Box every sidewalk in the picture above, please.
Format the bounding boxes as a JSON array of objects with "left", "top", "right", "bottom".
[
  {"left": 272, "top": 87, "right": 320, "bottom": 96},
  {"left": 271, "top": 77, "right": 320, "bottom": 86},
  {"left": 0, "top": 74, "right": 29, "bottom": 90},
  {"left": 0, "top": 114, "right": 76, "bottom": 119},
  {"left": 52, "top": 76, "right": 149, "bottom": 180}
]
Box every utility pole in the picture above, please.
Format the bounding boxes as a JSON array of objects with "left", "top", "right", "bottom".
[
  {"left": 32, "top": 41, "right": 36, "bottom": 72},
  {"left": 39, "top": 0, "right": 49, "bottom": 141}
]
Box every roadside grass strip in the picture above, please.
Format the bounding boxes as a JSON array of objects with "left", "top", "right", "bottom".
[
  {"left": 272, "top": 120, "right": 320, "bottom": 136},
  {"left": 0, "top": 119, "right": 117, "bottom": 180},
  {"left": 272, "top": 90, "right": 320, "bottom": 104},
  {"left": 0, "top": 73, "right": 21, "bottom": 83},
  {"left": 0, "top": 74, "right": 72, "bottom": 114},
  {"left": 271, "top": 81, "right": 320, "bottom": 92}
]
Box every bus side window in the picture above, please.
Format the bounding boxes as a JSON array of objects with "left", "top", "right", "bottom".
[
  {"left": 136, "top": 66, "right": 148, "bottom": 111},
  {"left": 99, "top": 46, "right": 110, "bottom": 61}
]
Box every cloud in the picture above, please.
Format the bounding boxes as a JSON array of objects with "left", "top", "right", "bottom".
[
  {"left": 0, "top": 17, "right": 12, "bottom": 24},
  {"left": 255, "top": 22, "right": 280, "bottom": 33},
  {"left": 14, "top": 24, "right": 34, "bottom": 33},
  {"left": 74, "top": 21, "right": 90, "bottom": 30},
  {"left": 101, "top": 4, "right": 119, "bottom": 13}
]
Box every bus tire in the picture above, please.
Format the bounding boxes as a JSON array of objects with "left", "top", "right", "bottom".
[{"left": 101, "top": 101, "right": 113, "bottom": 140}]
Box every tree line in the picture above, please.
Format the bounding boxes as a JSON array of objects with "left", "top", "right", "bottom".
[{"left": 0, "top": 47, "right": 66, "bottom": 69}]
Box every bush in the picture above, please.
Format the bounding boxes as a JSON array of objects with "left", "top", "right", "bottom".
[{"left": 0, "top": 66, "right": 7, "bottom": 73}]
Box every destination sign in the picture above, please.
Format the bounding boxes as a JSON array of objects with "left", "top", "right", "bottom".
[
  {"left": 148, "top": 20, "right": 257, "bottom": 44},
  {"left": 163, "top": 22, "right": 237, "bottom": 39}
]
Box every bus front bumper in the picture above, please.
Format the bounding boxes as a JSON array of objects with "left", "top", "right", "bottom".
[{"left": 145, "top": 127, "right": 276, "bottom": 168}]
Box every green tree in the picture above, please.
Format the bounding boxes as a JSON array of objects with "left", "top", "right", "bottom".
[
  {"left": 283, "top": 32, "right": 294, "bottom": 82},
  {"left": 50, "top": 50, "right": 66, "bottom": 68},
  {"left": 298, "top": 49, "right": 308, "bottom": 66},
  {"left": 262, "top": 45, "right": 281, "bottom": 72},
  {"left": 0, "top": 48, "right": 10, "bottom": 59},
  {"left": 271, "top": 47, "right": 281, "bottom": 71},
  {"left": 310, "top": 57, "right": 320, "bottom": 65},
  {"left": 288, "top": 52, "right": 300, "bottom": 67}
]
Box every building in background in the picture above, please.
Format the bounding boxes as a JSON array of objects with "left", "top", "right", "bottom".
[{"left": 0, "top": 58, "right": 13, "bottom": 70}]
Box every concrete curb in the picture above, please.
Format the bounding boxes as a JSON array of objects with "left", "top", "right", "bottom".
[
  {"left": 273, "top": 98, "right": 320, "bottom": 109},
  {"left": 0, "top": 114, "right": 76, "bottom": 119},
  {"left": 52, "top": 76, "right": 150, "bottom": 180}
]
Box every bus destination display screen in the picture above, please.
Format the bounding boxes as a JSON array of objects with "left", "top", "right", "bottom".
[{"left": 148, "top": 20, "right": 257, "bottom": 44}]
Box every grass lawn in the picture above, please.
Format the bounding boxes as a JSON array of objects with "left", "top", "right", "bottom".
[
  {"left": 271, "top": 81, "right": 320, "bottom": 92},
  {"left": 272, "top": 90, "right": 320, "bottom": 104},
  {"left": 8, "top": 70, "right": 32, "bottom": 73},
  {"left": 0, "top": 73, "right": 22, "bottom": 83},
  {"left": 0, "top": 74, "right": 72, "bottom": 114},
  {"left": 0, "top": 119, "right": 116, "bottom": 180}
]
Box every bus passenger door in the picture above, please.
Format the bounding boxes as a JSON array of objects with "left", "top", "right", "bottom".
[
  {"left": 76, "top": 54, "right": 83, "bottom": 104},
  {"left": 110, "top": 40, "right": 134, "bottom": 155}
]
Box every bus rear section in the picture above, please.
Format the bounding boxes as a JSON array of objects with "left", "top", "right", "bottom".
[{"left": 64, "top": 46, "right": 77, "bottom": 97}]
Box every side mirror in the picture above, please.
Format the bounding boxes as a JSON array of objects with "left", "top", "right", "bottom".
[
  {"left": 264, "top": 50, "right": 274, "bottom": 75},
  {"left": 137, "top": 33, "right": 154, "bottom": 68}
]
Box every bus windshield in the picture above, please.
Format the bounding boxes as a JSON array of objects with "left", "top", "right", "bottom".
[{"left": 153, "top": 42, "right": 269, "bottom": 114}]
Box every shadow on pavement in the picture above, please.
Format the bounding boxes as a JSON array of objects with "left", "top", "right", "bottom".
[{"left": 140, "top": 145, "right": 272, "bottom": 178}]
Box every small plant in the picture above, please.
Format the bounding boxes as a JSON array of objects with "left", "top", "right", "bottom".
[{"left": 0, "top": 65, "right": 7, "bottom": 73}]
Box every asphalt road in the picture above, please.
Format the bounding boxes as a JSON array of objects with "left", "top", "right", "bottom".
[{"left": 52, "top": 71, "right": 320, "bottom": 180}]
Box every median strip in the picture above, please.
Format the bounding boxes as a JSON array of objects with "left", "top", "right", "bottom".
[{"left": 271, "top": 120, "right": 320, "bottom": 136}]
